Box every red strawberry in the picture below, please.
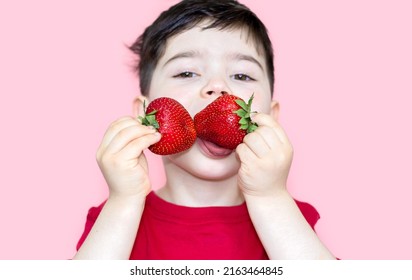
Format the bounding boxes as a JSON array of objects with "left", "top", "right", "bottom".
[
  {"left": 139, "top": 97, "right": 196, "bottom": 155},
  {"left": 194, "top": 93, "right": 258, "bottom": 150}
]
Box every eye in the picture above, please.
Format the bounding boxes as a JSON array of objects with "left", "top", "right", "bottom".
[
  {"left": 233, "top": 74, "right": 256, "bottom": 81},
  {"left": 173, "top": 71, "right": 198, "bottom": 78}
]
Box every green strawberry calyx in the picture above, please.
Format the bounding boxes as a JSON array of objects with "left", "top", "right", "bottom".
[
  {"left": 138, "top": 100, "right": 160, "bottom": 129},
  {"left": 233, "top": 94, "right": 258, "bottom": 133}
]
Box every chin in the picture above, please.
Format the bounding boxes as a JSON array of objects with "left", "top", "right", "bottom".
[{"left": 165, "top": 141, "right": 240, "bottom": 181}]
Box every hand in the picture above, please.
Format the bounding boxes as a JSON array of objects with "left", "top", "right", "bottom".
[
  {"left": 236, "top": 113, "right": 293, "bottom": 197},
  {"left": 96, "top": 116, "right": 161, "bottom": 199}
]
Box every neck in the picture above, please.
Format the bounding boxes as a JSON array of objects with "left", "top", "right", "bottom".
[{"left": 156, "top": 159, "right": 244, "bottom": 207}]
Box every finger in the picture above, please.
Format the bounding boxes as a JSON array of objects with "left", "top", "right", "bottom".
[
  {"left": 253, "top": 126, "right": 283, "bottom": 151},
  {"left": 99, "top": 117, "right": 137, "bottom": 149},
  {"left": 105, "top": 124, "right": 158, "bottom": 155},
  {"left": 236, "top": 142, "right": 258, "bottom": 164},
  {"left": 242, "top": 131, "right": 271, "bottom": 158},
  {"left": 99, "top": 117, "right": 152, "bottom": 152},
  {"left": 252, "top": 113, "right": 290, "bottom": 145},
  {"left": 117, "top": 132, "right": 161, "bottom": 161}
]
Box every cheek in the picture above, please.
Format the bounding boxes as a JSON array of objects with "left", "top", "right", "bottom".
[
  {"left": 235, "top": 90, "right": 272, "bottom": 114},
  {"left": 149, "top": 81, "right": 189, "bottom": 101},
  {"left": 254, "top": 97, "right": 273, "bottom": 114},
  {"left": 148, "top": 87, "right": 201, "bottom": 116},
  {"left": 253, "top": 88, "right": 273, "bottom": 113}
]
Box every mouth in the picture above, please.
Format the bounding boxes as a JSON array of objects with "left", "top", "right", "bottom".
[{"left": 198, "top": 138, "right": 233, "bottom": 159}]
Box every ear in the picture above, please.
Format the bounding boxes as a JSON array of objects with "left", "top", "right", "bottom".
[
  {"left": 132, "top": 95, "right": 149, "bottom": 118},
  {"left": 270, "top": 100, "right": 280, "bottom": 121}
]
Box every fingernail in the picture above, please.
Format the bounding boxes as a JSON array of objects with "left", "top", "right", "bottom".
[{"left": 148, "top": 125, "right": 157, "bottom": 131}]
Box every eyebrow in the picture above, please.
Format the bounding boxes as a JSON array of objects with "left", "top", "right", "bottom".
[
  {"left": 231, "top": 53, "right": 264, "bottom": 71},
  {"left": 162, "top": 51, "right": 264, "bottom": 70},
  {"left": 163, "top": 51, "right": 201, "bottom": 67}
]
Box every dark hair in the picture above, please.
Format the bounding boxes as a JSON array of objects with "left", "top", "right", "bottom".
[{"left": 129, "top": 0, "right": 274, "bottom": 96}]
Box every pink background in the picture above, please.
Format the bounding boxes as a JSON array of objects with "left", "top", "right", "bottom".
[{"left": 1, "top": 0, "right": 411, "bottom": 260}]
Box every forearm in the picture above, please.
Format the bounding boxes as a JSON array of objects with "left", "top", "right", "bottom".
[
  {"left": 245, "top": 190, "right": 335, "bottom": 260},
  {"left": 73, "top": 194, "right": 145, "bottom": 259}
]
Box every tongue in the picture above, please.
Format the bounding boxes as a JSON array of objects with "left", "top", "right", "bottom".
[{"left": 202, "top": 140, "right": 233, "bottom": 157}]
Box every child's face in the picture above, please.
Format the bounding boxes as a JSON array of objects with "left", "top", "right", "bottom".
[
  {"left": 147, "top": 23, "right": 274, "bottom": 180},
  {"left": 148, "top": 24, "right": 272, "bottom": 115}
]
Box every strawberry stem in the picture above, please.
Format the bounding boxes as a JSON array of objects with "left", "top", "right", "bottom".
[
  {"left": 234, "top": 94, "right": 258, "bottom": 133},
  {"left": 138, "top": 100, "right": 160, "bottom": 129}
]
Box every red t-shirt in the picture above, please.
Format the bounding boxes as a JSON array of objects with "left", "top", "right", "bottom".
[{"left": 77, "top": 191, "right": 320, "bottom": 259}]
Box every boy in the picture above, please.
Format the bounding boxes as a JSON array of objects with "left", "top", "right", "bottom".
[{"left": 74, "top": 0, "right": 335, "bottom": 259}]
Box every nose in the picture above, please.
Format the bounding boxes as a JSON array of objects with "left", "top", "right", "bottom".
[
  {"left": 206, "top": 90, "right": 228, "bottom": 95},
  {"left": 201, "top": 77, "right": 232, "bottom": 98}
]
